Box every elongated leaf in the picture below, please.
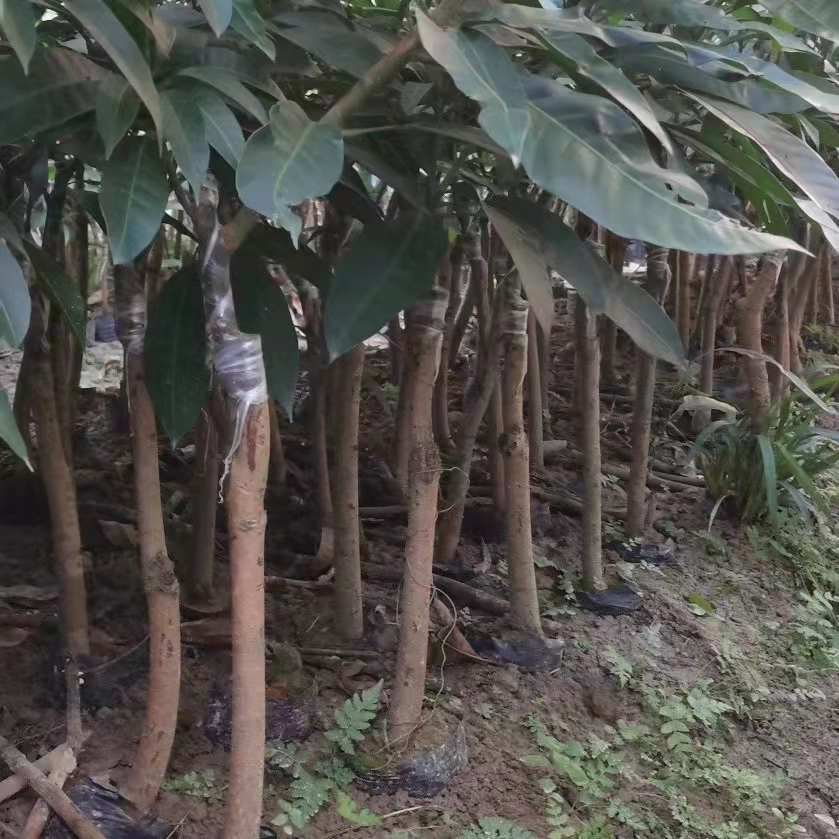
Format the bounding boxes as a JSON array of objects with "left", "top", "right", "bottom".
[
  {"left": 324, "top": 214, "right": 448, "bottom": 360},
  {"left": 485, "top": 195, "right": 685, "bottom": 367},
  {"left": 96, "top": 76, "right": 140, "bottom": 159},
  {"left": 100, "top": 136, "right": 169, "bottom": 265},
  {"left": 418, "top": 14, "right": 803, "bottom": 256},
  {"left": 0, "top": 0, "right": 36, "bottom": 72},
  {"left": 236, "top": 101, "right": 343, "bottom": 241},
  {"left": 794, "top": 198, "right": 839, "bottom": 252},
  {"left": 776, "top": 442, "right": 829, "bottom": 515},
  {"left": 144, "top": 266, "right": 209, "bottom": 441},
  {"left": 759, "top": 0, "right": 839, "bottom": 40},
  {"left": 0, "top": 49, "right": 106, "bottom": 144},
  {"left": 69, "top": 189, "right": 107, "bottom": 232},
  {"left": 691, "top": 94, "right": 839, "bottom": 220},
  {"left": 243, "top": 225, "right": 330, "bottom": 288},
  {"left": 21, "top": 242, "right": 86, "bottom": 345},
  {"left": 231, "top": 0, "right": 274, "bottom": 59},
  {"left": 66, "top": 0, "right": 163, "bottom": 132},
  {"left": 231, "top": 252, "right": 299, "bottom": 415},
  {"left": 345, "top": 140, "right": 428, "bottom": 211},
  {"left": 0, "top": 388, "right": 29, "bottom": 467},
  {"left": 199, "top": 0, "right": 232, "bottom": 36},
  {"left": 0, "top": 212, "right": 23, "bottom": 257},
  {"left": 161, "top": 88, "right": 209, "bottom": 196},
  {"left": 178, "top": 65, "right": 268, "bottom": 124},
  {"left": 195, "top": 89, "right": 244, "bottom": 168},
  {"left": 757, "top": 435, "right": 779, "bottom": 528},
  {"left": 595, "top": 0, "right": 736, "bottom": 28},
  {"left": 0, "top": 243, "right": 30, "bottom": 347}
]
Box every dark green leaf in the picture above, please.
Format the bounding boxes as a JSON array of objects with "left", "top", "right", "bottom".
[
  {"left": 236, "top": 101, "right": 343, "bottom": 240},
  {"left": 324, "top": 214, "right": 448, "bottom": 360},
  {"left": 69, "top": 189, "right": 107, "bottom": 232},
  {"left": 231, "top": 251, "right": 299, "bottom": 415},
  {"left": 195, "top": 89, "right": 245, "bottom": 168},
  {"left": 66, "top": 0, "right": 163, "bottom": 132},
  {"left": 178, "top": 65, "right": 268, "bottom": 124},
  {"left": 0, "top": 243, "right": 30, "bottom": 347},
  {"left": 757, "top": 435, "right": 779, "bottom": 528},
  {"left": 161, "top": 88, "right": 210, "bottom": 196},
  {"left": 199, "top": 0, "right": 232, "bottom": 36},
  {"left": 242, "top": 225, "right": 330, "bottom": 287},
  {"left": 0, "top": 388, "right": 29, "bottom": 467},
  {"left": 144, "top": 265, "right": 209, "bottom": 441},
  {"left": 100, "top": 136, "right": 169, "bottom": 264},
  {"left": 22, "top": 242, "right": 86, "bottom": 345},
  {"left": 418, "top": 14, "right": 803, "bottom": 255},
  {"left": 231, "top": 0, "right": 274, "bottom": 59},
  {"left": 96, "top": 76, "right": 140, "bottom": 159},
  {"left": 759, "top": 0, "right": 839, "bottom": 40},
  {"left": 345, "top": 139, "right": 428, "bottom": 211},
  {"left": 0, "top": 0, "right": 36, "bottom": 72},
  {"left": 485, "top": 196, "right": 685, "bottom": 367},
  {"left": 0, "top": 49, "right": 106, "bottom": 145}
]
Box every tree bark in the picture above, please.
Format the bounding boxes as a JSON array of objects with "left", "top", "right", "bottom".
[
  {"left": 114, "top": 263, "right": 181, "bottom": 812},
  {"left": 675, "top": 251, "right": 694, "bottom": 347},
  {"left": 787, "top": 229, "right": 814, "bottom": 376},
  {"left": 388, "top": 315, "right": 403, "bottom": 386},
  {"left": 433, "top": 240, "right": 463, "bottom": 454},
  {"left": 329, "top": 343, "right": 365, "bottom": 640},
  {"left": 526, "top": 310, "right": 545, "bottom": 472},
  {"left": 825, "top": 246, "right": 835, "bottom": 325},
  {"left": 601, "top": 233, "right": 626, "bottom": 384},
  {"left": 769, "top": 264, "right": 790, "bottom": 405},
  {"left": 389, "top": 288, "right": 447, "bottom": 745},
  {"left": 268, "top": 401, "right": 287, "bottom": 486},
  {"left": 501, "top": 287, "right": 542, "bottom": 634},
  {"left": 314, "top": 367, "right": 334, "bottom": 564},
  {"left": 189, "top": 410, "right": 219, "bottom": 603}
]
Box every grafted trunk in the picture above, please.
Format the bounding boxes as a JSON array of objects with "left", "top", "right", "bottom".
[
  {"left": 389, "top": 288, "right": 447, "bottom": 744},
  {"left": 115, "top": 261, "right": 181, "bottom": 812},
  {"left": 449, "top": 263, "right": 477, "bottom": 365},
  {"left": 526, "top": 310, "right": 544, "bottom": 472},
  {"left": 501, "top": 287, "right": 542, "bottom": 634},
  {"left": 736, "top": 252, "right": 786, "bottom": 431},
  {"left": 189, "top": 410, "right": 219, "bottom": 603},
  {"left": 329, "top": 343, "right": 365, "bottom": 640}
]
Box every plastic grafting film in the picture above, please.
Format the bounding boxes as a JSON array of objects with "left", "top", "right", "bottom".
[{"left": 114, "top": 275, "right": 146, "bottom": 355}]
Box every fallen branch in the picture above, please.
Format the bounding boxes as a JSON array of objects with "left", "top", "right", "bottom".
[
  {"left": 0, "top": 611, "right": 55, "bottom": 627},
  {"left": 360, "top": 497, "right": 490, "bottom": 519},
  {"left": 547, "top": 449, "right": 704, "bottom": 490},
  {"left": 20, "top": 747, "right": 76, "bottom": 839},
  {"left": 529, "top": 486, "right": 626, "bottom": 519},
  {"left": 0, "top": 745, "right": 68, "bottom": 804},
  {"left": 0, "top": 736, "right": 107, "bottom": 839}
]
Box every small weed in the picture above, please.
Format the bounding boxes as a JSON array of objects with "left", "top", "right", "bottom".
[
  {"left": 601, "top": 646, "right": 633, "bottom": 688},
  {"left": 460, "top": 817, "right": 537, "bottom": 839},
  {"left": 162, "top": 769, "right": 224, "bottom": 802},
  {"left": 788, "top": 590, "right": 839, "bottom": 670},
  {"left": 478, "top": 702, "right": 495, "bottom": 719}
]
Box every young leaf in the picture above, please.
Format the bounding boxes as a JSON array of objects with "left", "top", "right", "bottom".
[
  {"left": 199, "top": 0, "right": 233, "bottom": 36},
  {"left": 195, "top": 89, "right": 245, "bottom": 169},
  {"left": 757, "top": 435, "right": 779, "bottom": 528},
  {"left": 96, "top": 76, "right": 140, "bottom": 159},
  {"left": 177, "top": 66, "right": 268, "bottom": 124},
  {"left": 236, "top": 101, "right": 343, "bottom": 241},
  {"left": 231, "top": 0, "right": 275, "bottom": 59},
  {"left": 335, "top": 791, "right": 381, "bottom": 827},
  {"left": 100, "top": 136, "right": 169, "bottom": 265},
  {"left": 21, "top": 242, "right": 86, "bottom": 345},
  {"left": 324, "top": 214, "right": 448, "bottom": 361},
  {"left": 0, "top": 0, "right": 37, "bottom": 72},
  {"left": 144, "top": 265, "right": 210, "bottom": 441},
  {"left": 0, "top": 243, "right": 30, "bottom": 348},
  {"left": 0, "top": 388, "right": 29, "bottom": 468},
  {"left": 161, "top": 88, "right": 210, "bottom": 196}
]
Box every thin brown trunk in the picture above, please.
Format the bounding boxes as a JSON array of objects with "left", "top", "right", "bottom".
[
  {"left": 501, "top": 287, "right": 542, "bottom": 634},
  {"left": 189, "top": 410, "right": 219, "bottom": 603},
  {"left": 392, "top": 310, "right": 416, "bottom": 494},
  {"left": 825, "top": 247, "right": 835, "bottom": 325},
  {"left": 538, "top": 316, "right": 551, "bottom": 409},
  {"left": 329, "top": 343, "right": 365, "bottom": 640},
  {"left": 115, "top": 263, "right": 181, "bottom": 812},
  {"left": 676, "top": 251, "right": 694, "bottom": 347},
  {"left": 526, "top": 309, "right": 544, "bottom": 472},
  {"left": 433, "top": 241, "right": 463, "bottom": 454},
  {"left": 268, "top": 401, "right": 287, "bottom": 486},
  {"left": 314, "top": 367, "right": 334, "bottom": 563},
  {"left": 788, "top": 229, "right": 814, "bottom": 376},
  {"left": 388, "top": 315, "right": 403, "bottom": 386},
  {"left": 449, "top": 265, "right": 477, "bottom": 365},
  {"left": 390, "top": 288, "right": 447, "bottom": 745},
  {"left": 601, "top": 233, "right": 626, "bottom": 383},
  {"left": 625, "top": 353, "right": 656, "bottom": 537},
  {"left": 809, "top": 254, "right": 821, "bottom": 326},
  {"left": 769, "top": 266, "right": 790, "bottom": 404},
  {"left": 736, "top": 253, "right": 785, "bottom": 430},
  {"left": 66, "top": 164, "right": 89, "bottom": 426}
]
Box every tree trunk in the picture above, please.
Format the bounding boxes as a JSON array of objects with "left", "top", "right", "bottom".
[
  {"left": 787, "top": 228, "right": 814, "bottom": 376},
  {"left": 501, "top": 287, "right": 542, "bottom": 634},
  {"left": 66, "top": 163, "right": 90, "bottom": 425},
  {"left": 389, "top": 288, "right": 447, "bottom": 745},
  {"left": 329, "top": 343, "right": 365, "bottom": 640},
  {"left": 388, "top": 315, "right": 403, "bottom": 386},
  {"left": 736, "top": 252, "right": 785, "bottom": 431},
  {"left": 695, "top": 256, "right": 734, "bottom": 430},
  {"left": 29, "top": 296, "right": 89, "bottom": 656},
  {"left": 392, "top": 309, "right": 417, "bottom": 494},
  {"left": 114, "top": 263, "right": 181, "bottom": 812},
  {"left": 196, "top": 189, "right": 269, "bottom": 839},
  {"left": 189, "top": 410, "right": 219, "bottom": 603},
  {"left": 575, "top": 297, "right": 604, "bottom": 592},
  {"left": 526, "top": 310, "right": 544, "bottom": 472},
  {"left": 314, "top": 367, "right": 334, "bottom": 564},
  {"left": 268, "top": 401, "right": 287, "bottom": 487},
  {"left": 449, "top": 264, "right": 477, "bottom": 366},
  {"left": 601, "top": 233, "right": 626, "bottom": 384},
  {"left": 825, "top": 246, "right": 835, "bottom": 325},
  {"left": 676, "top": 251, "right": 694, "bottom": 347},
  {"left": 769, "top": 265, "right": 790, "bottom": 405}
]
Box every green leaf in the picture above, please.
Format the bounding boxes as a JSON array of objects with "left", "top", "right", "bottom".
[
  {"left": 0, "top": 388, "right": 29, "bottom": 468},
  {"left": 66, "top": 0, "right": 163, "bottom": 133},
  {"left": 96, "top": 76, "right": 140, "bottom": 159},
  {"left": 231, "top": 251, "right": 299, "bottom": 416},
  {"left": 324, "top": 214, "right": 448, "bottom": 361},
  {"left": 335, "top": 791, "right": 381, "bottom": 827},
  {"left": 417, "top": 13, "right": 804, "bottom": 256},
  {"left": 691, "top": 94, "right": 839, "bottom": 219},
  {"left": 757, "top": 435, "right": 779, "bottom": 529},
  {"left": 521, "top": 754, "right": 551, "bottom": 767},
  {"left": 231, "top": 0, "right": 274, "bottom": 59},
  {"left": 236, "top": 101, "right": 343, "bottom": 240},
  {"left": 243, "top": 224, "right": 331, "bottom": 288},
  {"left": 794, "top": 198, "right": 839, "bottom": 253},
  {"left": 776, "top": 441, "right": 830, "bottom": 514},
  {"left": 177, "top": 65, "right": 268, "bottom": 124},
  {"left": 100, "top": 136, "right": 169, "bottom": 265},
  {"left": 0, "top": 243, "right": 30, "bottom": 348},
  {"left": 22, "top": 242, "right": 86, "bottom": 345},
  {"left": 199, "top": 0, "right": 232, "bottom": 36},
  {"left": 68, "top": 189, "right": 107, "bottom": 233},
  {"left": 0, "top": 0, "right": 36, "bottom": 72},
  {"left": 161, "top": 88, "right": 210, "bottom": 196},
  {"left": 0, "top": 48, "right": 106, "bottom": 145},
  {"left": 686, "top": 593, "right": 715, "bottom": 616},
  {"left": 144, "top": 266, "right": 210, "bottom": 441},
  {"left": 759, "top": 0, "right": 839, "bottom": 40},
  {"left": 195, "top": 89, "right": 245, "bottom": 168},
  {"left": 595, "top": 0, "right": 738, "bottom": 28},
  {"left": 485, "top": 196, "right": 685, "bottom": 367}
]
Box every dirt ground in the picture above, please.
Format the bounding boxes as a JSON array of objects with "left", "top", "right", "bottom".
[{"left": 1, "top": 330, "right": 838, "bottom": 839}]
